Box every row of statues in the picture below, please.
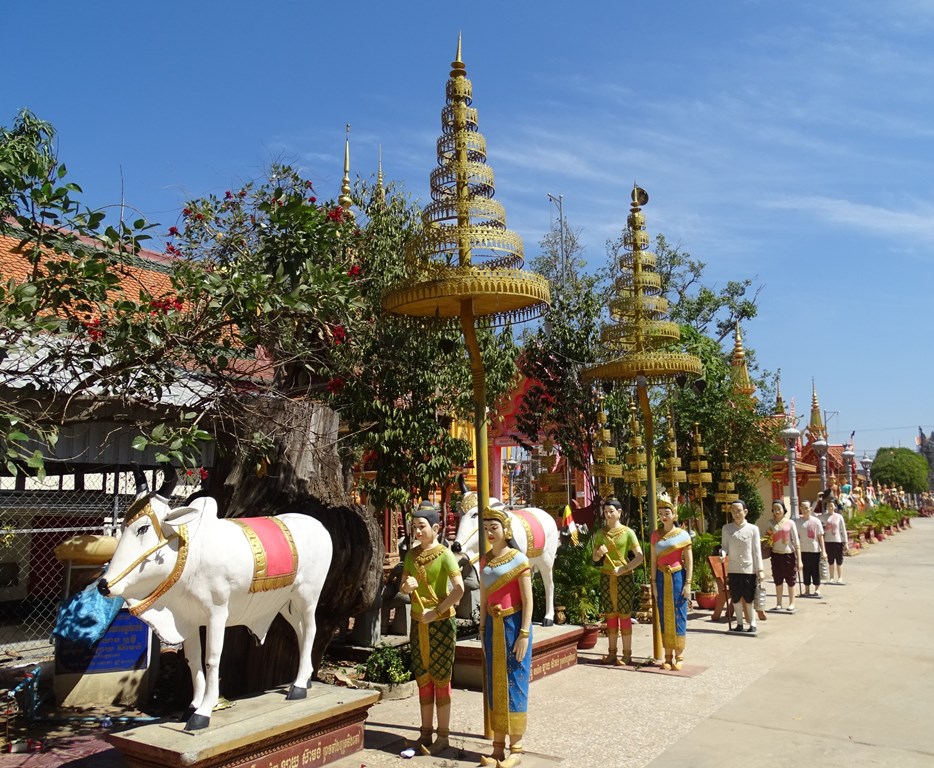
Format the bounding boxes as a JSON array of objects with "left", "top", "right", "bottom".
[{"left": 396, "top": 496, "right": 693, "bottom": 766}]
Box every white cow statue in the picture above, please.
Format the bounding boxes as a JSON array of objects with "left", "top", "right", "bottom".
[
  {"left": 98, "top": 467, "right": 332, "bottom": 730},
  {"left": 451, "top": 487, "right": 561, "bottom": 626}
]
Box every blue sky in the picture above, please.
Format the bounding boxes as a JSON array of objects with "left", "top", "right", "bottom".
[{"left": 5, "top": 1, "right": 933, "bottom": 459}]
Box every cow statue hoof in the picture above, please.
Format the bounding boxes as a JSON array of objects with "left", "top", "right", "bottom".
[
  {"left": 287, "top": 684, "right": 307, "bottom": 700},
  {"left": 185, "top": 713, "right": 211, "bottom": 731},
  {"left": 542, "top": 618, "right": 554, "bottom": 627}
]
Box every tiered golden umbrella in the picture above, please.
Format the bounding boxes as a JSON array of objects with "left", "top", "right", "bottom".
[
  {"left": 590, "top": 394, "right": 623, "bottom": 500},
  {"left": 686, "top": 422, "right": 713, "bottom": 533},
  {"left": 623, "top": 397, "right": 648, "bottom": 499},
  {"left": 382, "top": 37, "right": 549, "bottom": 539},
  {"left": 583, "top": 185, "right": 702, "bottom": 660},
  {"left": 714, "top": 450, "right": 740, "bottom": 523},
  {"left": 658, "top": 406, "right": 687, "bottom": 504}
]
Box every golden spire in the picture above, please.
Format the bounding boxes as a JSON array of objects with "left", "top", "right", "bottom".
[
  {"left": 339, "top": 123, "right": 355, "bottom": 220},
  {"left": 375, "top": 145, "right": 385, "bottom": 202},
  {"left": 584, "top": 184, "right": 702, "bottom": 383},
  {"left": 774, "top": 370, "right": 785, "bottom": 416},
  {"left": 381, "top": 36, "right": 549, "bottom": 326},
  {"left": 730, "top": 322, "right": 756, "bottom": 397},
  {"left": 806, "top": 379, "right": 826, "bottom": 441}
]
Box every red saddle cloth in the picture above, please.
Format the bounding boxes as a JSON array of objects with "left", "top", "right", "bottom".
[
  {"left": 232, "top": 517, "right": 298, "bottom": 592},
  {"left": 512, "top": 508, "right": 546, "bottom": 558}
]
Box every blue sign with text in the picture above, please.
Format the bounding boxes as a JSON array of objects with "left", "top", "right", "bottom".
[{"left": 56, "top": 610, "right": 150, "bottom": 674}]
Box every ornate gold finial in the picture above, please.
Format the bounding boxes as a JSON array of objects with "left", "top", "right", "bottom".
[
  {"left": 806, "top": 379, "right": 826, "bottom": 441},
  {"left": 376, "top": 145, "right": 385, "bottom": 200},
  {"left": 455, "top": 31, "right": 463, "bottom": 65},
  {"left": 730, "top": 323, "right": 756, "bottom": 397},
  {"left": 584, "top": 183, "right": 702, "bottom": 384},
  {"left": 381, "top": 36, "right": 549, "bottom": 327},
  {"left": 774, "top": 369, "right": 785, "bottom": 416},
  {"left": 339, "top": 124, "right": 355, "bottom": 220}
]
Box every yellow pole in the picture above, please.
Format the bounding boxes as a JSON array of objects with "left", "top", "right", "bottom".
[
  {"left": 637, "top": 377, "right": 662, "bottom": 663},
  {"left": 460, "top": 301, "right": 489, "bottom": 556}
]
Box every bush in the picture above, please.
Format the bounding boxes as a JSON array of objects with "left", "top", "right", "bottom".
[
  {"left": 691, "top": 532, "right": 720, "bottom": 592},
  {"left": 365, "top": 642, "right": 412, "bottom": 687}
]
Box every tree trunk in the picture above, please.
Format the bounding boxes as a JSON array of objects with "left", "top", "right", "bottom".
[{"left": 205, "top": 398, "right": 382, "bottom": 697}]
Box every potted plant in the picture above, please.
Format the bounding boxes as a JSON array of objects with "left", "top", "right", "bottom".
[
  {"left": 571, "top": 589, "right": 603, "bottom": 649},
  {"left": 691, "top": 532, "right": 720, "bottom": 610}
]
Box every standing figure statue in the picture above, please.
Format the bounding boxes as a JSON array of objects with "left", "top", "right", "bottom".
[
  {"left": 592, "top": 497, "right": 644, "bottom": 666},
  {"left": 399, "top": 501, "right": 465, "bottom": 756},
  {"left": 479, "top": 506, "right": 533, "bottom": 768},
  {"left": 767, "top": 500, "right": 801, "bottom": 613},
  {"left": 721, "top": 500, "right": 764, "bottom": 635},
  {"left": 650, "top": 497, "right": 693, "bottom": 669}
]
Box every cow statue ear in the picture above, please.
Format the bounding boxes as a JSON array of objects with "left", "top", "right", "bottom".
[{"left": 164, "top": 504, "right": 204, "bottom": 529}]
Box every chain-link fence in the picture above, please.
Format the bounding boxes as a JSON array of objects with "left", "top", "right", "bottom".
[{"left": 0, "top": 468, "right": 198, "bottom": 665}]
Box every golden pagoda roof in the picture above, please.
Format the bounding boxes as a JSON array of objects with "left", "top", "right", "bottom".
[
  {"left": 805, "top": 379, "right": 827, "bottom": 441},
  {"left": 730, "top": 323, "right": 756, "bottom": 397}
]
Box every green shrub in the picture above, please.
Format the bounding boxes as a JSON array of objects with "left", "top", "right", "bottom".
[
  {"left": 691, "top": 532, "right": 720, "bottom": 592},
  {"left": 365, "top": 642, "right": 412, "bottom": 687}
]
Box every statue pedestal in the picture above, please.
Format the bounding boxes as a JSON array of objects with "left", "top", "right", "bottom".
[
  {"left": 107, "top": 684, "right": 379, "bottom": 768},
  {"left": 452, "top": 623, "right": 583, "bottom": 690}
]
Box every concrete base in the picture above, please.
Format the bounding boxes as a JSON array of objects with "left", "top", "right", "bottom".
[
  {"left": 453, "top": 623, "right": 583, "bottom": 690},
  {"left": 107, "top": 684, "right": 379, "bottom": 768}
]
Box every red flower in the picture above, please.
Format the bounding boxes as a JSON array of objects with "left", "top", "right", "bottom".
[
  {"left": 83, "top": 317, "right": 104, "bottom": 342},
  {"left": 308, "top": 196, "right": 317, "bottom": 203},
  {"left": 225, "top": 191, "right": 233, "bottom": 200},
  {"left": 182, "top": 208, "right": 192, "bottom": 216},
  {"left": 168, "top": 226, "right": 179, "bottom": 237},
  {"left": 149, "top": 296, "right": 183, "bottom": 314},
  {"left": 347, "top": 264, "right": 361, "bottom": 278},
  {"left": 199, "top": 467, "right": 209, "bottom": 481},
  {"left": 305, "top": 181, "right": 313, "bottom": 189},
  {"left": 326, "top": 207, "right": 344, "bottom": 223},
  {"left": 186, "top": 469, "right": 194, "bottom": 476},
  {"left": 165, "top": 244, "right": 180, "bottom": 256},
  {"left": 330, "top": 324, "right": 347, "bottom": 345},
  {"left": 194, "top": 212, "right": 205, "bottom": 221},
  {"left": 326, "top": 377, "right": 345, "bottom": 394}
]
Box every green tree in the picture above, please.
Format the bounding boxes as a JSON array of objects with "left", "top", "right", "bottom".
[
  {"left": 870, "top": 447, "right": 929, "bottom": 493},
  {"left": 514, "top": 218, "right": 604, "bottom": 474},
  {"left": 1, "top": 111, "right": 359, "bottom": 475},
  {"left": 327, "top": 179, "right": 519, "bottom": 512}
]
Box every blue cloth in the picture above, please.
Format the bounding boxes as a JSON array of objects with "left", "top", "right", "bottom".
[{"left": 52, "top": 582, "right": 124, "bottom": 646}]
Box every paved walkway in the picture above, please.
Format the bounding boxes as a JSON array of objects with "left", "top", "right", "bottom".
[
  {"left": 6, "top": 518, "right": 931, "bottom": 767},
  {"left": 335, "top": 517, "right": 933, "bottom": 768}
]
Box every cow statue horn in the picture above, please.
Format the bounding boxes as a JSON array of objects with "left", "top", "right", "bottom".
[
  {"left": 132, "top": 464, "right": 149, "bottom": 495},
  {"left": 157, "top": 464, "right": 178, "bottom": 498},
  {"left": 458, "top": 474, "right": 469, "bottom": 495}
]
